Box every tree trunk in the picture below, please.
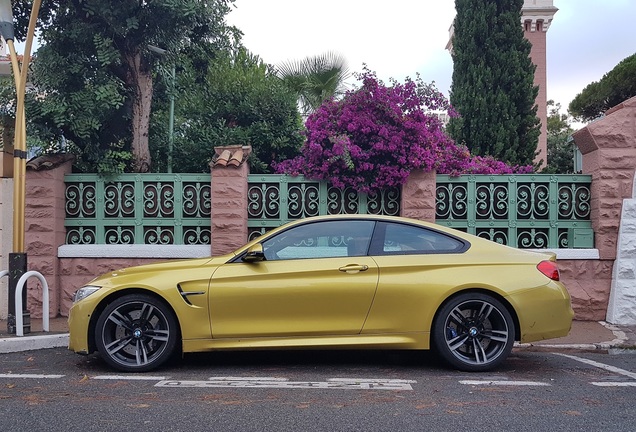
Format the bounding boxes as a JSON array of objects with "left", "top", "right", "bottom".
[{"left": 124, "top": 50, "right": 153, "bottom": 173}]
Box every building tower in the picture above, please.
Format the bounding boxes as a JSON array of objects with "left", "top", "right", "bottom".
[{"left": 522, "top": 0, "right": 558, "bottom": 167}]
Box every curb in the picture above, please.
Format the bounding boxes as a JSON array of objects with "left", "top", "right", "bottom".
[
  {"left": 517, "top": 321, "right": 633, "bottom": 351},
  {"left": 0, "top": 333, "right": 69, "bottom": 354}
]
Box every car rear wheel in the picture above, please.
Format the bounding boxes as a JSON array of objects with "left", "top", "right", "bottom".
[
  {"left": 95, "top": 294, "right": 178, "bottom": 372},
  {"left": 432, "top": 293, "right": 515, "bottom": 372}
]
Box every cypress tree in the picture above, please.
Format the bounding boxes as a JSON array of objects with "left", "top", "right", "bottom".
[{"left": 448, "top": 0, "right": 540, "bottom": 166}]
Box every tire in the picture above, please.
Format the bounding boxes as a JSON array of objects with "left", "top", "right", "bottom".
[
  {"left": 95, "top": 294, "right": 179, "bottom": 372},
  {"left": 432, "top": 293, "right": 515, "bottom": 372}
]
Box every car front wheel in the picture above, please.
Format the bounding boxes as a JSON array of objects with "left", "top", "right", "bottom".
[
  {"left": 95, "top": 294, "right": 178, "bottom": 372},
  {"left": 432, "top": 293, "right": 515, "bottom": 372}
]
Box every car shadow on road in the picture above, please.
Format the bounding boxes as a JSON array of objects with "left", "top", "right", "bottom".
[{"left": 70, "top": 348, "right": 448, "bottom": 374}]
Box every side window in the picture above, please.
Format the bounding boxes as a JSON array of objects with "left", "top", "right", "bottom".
[
  {"left": 262, "top": 220, "right": 375, "bottom": 261},
  {"left": 380, "top": 223, "right": 465, "bottom": 255}
]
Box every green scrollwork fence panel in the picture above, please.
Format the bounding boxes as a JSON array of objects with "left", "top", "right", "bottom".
[
  {"left": 247, "top": 175, "right": 401, "bottom": 241},
  {"left": 65, "top": 174, "right": 211, "bottom": 244},
  {"left": 435, "top": 174, "right": 593, "bottom": 249}
]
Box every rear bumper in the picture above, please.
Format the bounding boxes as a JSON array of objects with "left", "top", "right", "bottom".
[{"left": 507, "top": 281, "right": 574, "bottom": 343}]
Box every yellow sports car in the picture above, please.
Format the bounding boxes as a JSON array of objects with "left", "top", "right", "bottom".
[{"left": 68, "top": 214, "right": 573, "bottom": 372}]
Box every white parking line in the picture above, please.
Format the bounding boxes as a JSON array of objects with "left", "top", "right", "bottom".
[
  {"left": 459, "top": 380, "right": 550, "bottom": 386},
  {"left": 92, "top": 375, "right": 168, "bottom": 381},
  {"left": 554, "top": 353, "right": 636, "bottom": 380},
  {"left": 0, "top": 373, "right": 64, "bottom": 379},
  {"left": 156, "top": 377, "right": 415, "bottom": 390},
  {"left": 591, "top": 382, "right": 636, "bottom": 387}
]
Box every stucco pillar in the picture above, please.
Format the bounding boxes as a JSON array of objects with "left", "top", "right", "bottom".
[
  {"left": 572, "top": 96, "right": 636, "bottom": 324},
  {"left": 210, "top": 145, "right": 251, "bottom": 256},
  {"left": 24, "top": 155, "right": 74, "bottom": 318},
  {"left": 401, "top": 170, "right": 436, "bottom": 222},
  {"left": 572, "top": 96, "right": 636, "bottom": 261}
]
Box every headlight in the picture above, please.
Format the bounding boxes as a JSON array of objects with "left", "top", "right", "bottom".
[{"left": 73, "top": 286, "right": 101, "bottom": 303}]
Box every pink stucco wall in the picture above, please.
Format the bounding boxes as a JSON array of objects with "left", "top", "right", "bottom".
[
  {"left": 57, "top": 257, "right": 167, "bottom": 317},
  {"left": 24, "top": 158, "right": 73, "bottom": 318},
  {"left": 559, "top": 259, "right": 614, "bottom": 321},
  {"left": 17, "top": 100, "right": 636, "bottom": 320}
]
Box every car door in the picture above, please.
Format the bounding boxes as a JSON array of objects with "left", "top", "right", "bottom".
[
  {"left": 362, "top": 221, "right": 470, "bottom": 334},
  {"left": 209, "top": 220, "right": 379, "bottom": 338}
]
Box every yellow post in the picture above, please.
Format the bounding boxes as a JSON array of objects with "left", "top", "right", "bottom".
[
  {"left": 6, "top": 0, "right": 41, "bottom": 253},
  {"left": 0, "top": 0, "right": 42, "bottom": 333}
]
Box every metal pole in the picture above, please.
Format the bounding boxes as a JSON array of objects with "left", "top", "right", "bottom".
[
  {"left": 2, "top": 0, "right": 42, "bottom": 333},
  {"left": 167, "top": 64, "right": 175, "bottom": 173}
]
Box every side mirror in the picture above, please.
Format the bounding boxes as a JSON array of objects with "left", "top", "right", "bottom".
[{"left": 242, "top": 244, "right": 265, "bottom": 263}]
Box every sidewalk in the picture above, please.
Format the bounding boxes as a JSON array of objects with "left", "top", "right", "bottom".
[
  {"left": 0, "top": 317, "right": 70, "bottom": 353},
  {"left": 1, "top": 318, "right": 635, "bottom": 354}
]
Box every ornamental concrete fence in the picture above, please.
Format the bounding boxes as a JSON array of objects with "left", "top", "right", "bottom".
[{"left": 1, "top": 96, "right": 635, "bottom": 324}]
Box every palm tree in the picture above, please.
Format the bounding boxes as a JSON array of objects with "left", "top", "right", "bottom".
[{"left": 275, "top": 52, "right": 350, "bottom": 116}]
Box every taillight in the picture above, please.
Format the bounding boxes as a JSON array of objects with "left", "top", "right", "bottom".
[{"left": 537, "top": 260, "right": 560, "bottom": 281}]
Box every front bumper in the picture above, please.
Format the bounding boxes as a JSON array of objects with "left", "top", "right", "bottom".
[{"left": 67, "top": 300, "right": 94, "bottom": 354}]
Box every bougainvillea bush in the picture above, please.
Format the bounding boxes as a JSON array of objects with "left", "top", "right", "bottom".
[{"left": 275, "top": 69, "right": 532, "bottom": 192}]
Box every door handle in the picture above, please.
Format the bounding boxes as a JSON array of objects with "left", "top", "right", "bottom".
[{"left": 339, "top": 264, "right": 369, "bottom": 273}]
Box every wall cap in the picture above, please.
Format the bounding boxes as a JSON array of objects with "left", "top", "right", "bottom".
[
  {"left": 58, "top": 245, "right": 211, "bottom": 259},
  {"left": 529, "top": 248, "right": 600, "bottom": 260}
]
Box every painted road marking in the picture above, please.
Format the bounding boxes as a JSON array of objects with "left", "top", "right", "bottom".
[
  {"left": 92, "top": 375, "right": 168, "bottom": 381},
  {"left": 156, "top": 377, "right": 415, "bottom": 391},
  {"left": 460, "top": 380, "right": 550, "bottom": 387},
  {"left": 554, "top": 353, "right": 636, "bottom": 380},
  {"left": 591, "top": 382, "right": 636, "bottom": 387},
  {"left": 0, "top": 373, "right": 64, "bottom": 379}
]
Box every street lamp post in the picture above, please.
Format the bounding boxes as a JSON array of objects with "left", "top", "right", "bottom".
[
  {"left": 0, "top": 0, "right": 42, "bottom": 333},
  {"left": 167, "top": 63, "right": 175, "bottom": 174},
  {"left": 148, "top": 45, "right": 175, "bottom": 173}
]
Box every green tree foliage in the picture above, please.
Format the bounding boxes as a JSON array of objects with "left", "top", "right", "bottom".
[
  {"left": 12, "top": 0, "right": 237, "bottom": 173},
  {"left": 275, "top": 52, "right": 350, "bottom": 116},
  {"left": 447, "top": 0, "right": 540, "bottom": 166},
  {"left": 569, "top": 53, "right": 636, "bottom": 122},
  {"left": 541, "top": 100, "right": 575, "bottom": 174},
  {"left": 151, "top": 48, "right": 303, "bottom": 173}
]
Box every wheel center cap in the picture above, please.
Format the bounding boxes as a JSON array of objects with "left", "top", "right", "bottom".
[
  {"left": 133, "top": 328, "right": 143, "bottom": 339},
  {"left": 469, "top": 327, "right": 479, "bottom": 337}
]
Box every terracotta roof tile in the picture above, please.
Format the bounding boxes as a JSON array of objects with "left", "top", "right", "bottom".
[
  {"left": 212, "top": 145, "right": 251, "bottom": 168},
  {"left": 25, "top": 153, "right": 75, "bottom": 171}
]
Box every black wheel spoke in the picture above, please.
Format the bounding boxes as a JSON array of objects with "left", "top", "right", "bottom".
[
  {"left": 471, "top": 338, "right": 487, "bottom": 364},
  {"left": 139, "top": 303, "right": 155, "bottom": 324},
  {"left": 145, "top": 329, "right": 170, "bottom": 342},
  {"left": 477, "top": 302, "right": 494, "bottom": 325},
  {"left": 448, "top": 333, "right": 470, "bottom": 351},
  {"left": 107, "top": 310, "right": 133, "bottom": 330},
  {"left": 482, "top": 329, "right": 509, "bottom": 343},
  {"left": 449, "top": 308, "right": 469, "bottom": 329},
  {"left": 135, "top": 340, "right": 149, "bottom": 365},
  {"left": 105, "top": 335, "right": 134, "bottom": 355}
]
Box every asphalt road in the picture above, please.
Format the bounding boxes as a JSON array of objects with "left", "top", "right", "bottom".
[{"left": 1, "top": 347, "right": 635, "bottom": 431}]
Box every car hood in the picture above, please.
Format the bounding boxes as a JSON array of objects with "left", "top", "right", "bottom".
[{"left": 86, "top": 254, "right": 232, "bottom": 287}]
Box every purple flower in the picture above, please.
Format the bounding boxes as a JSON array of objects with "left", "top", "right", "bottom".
[{"left": 275, "top": 68, "right": 532, "bottom": 191}]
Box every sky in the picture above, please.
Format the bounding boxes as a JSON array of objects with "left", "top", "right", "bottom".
[{"left": 226, "top": 0, "right": 636, "bottom": 117}]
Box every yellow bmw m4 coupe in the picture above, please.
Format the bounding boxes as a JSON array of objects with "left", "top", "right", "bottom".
[{"left": 68, "top": 214, "right": 573, "bottom": 373}]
